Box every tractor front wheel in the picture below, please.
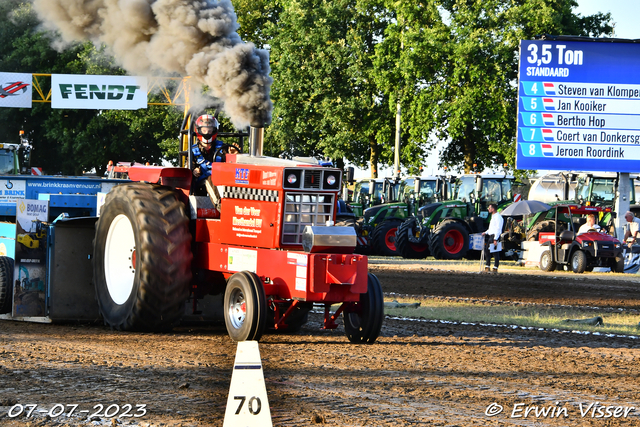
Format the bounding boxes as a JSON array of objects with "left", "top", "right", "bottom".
[
  {"left": 395, "top": 218, "right": 429, "bottom": 259},
  {"left": 224, "top": 271, "right": 267, "bottom": 341},
  {"left": 343, "top": 273, "right": 384, "bottom": 344},
  {"left": 0, "top": 256, "right": 14, "bottom": 314},
  {"left": 371, "top": 220, "right": 402, "bottom": 256},
  {"left": 613, "top": 256, "right": 625, "bottom": 273},
  {"left": 93, "top": 183, "right": 193, "bottom": 331}
]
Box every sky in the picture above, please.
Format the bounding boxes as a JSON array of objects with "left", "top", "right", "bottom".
[{"left": 354, "top": 1, "right": 639, "bottom": 179}]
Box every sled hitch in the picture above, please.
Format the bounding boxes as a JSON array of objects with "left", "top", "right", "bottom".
[{"left": 322, "top": 302, "right": 351, "bottom": 330}]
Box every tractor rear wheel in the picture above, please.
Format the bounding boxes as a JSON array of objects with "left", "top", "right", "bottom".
[
  {"left": 371, "top": 219, "right": 402, "bottom": 256},
  {"left": 395, "top": 218, "right": 429, "bottom": 259},
  {"left": 539, "top": 250, "right": 556, "bottom": 272},
  {"left": 0, "top": 256, "right": 14, "bottom": 314},
  {"left": 429, "top": 220, "right": 469, "bottom": 260},
  {"left": 343, "top": 273, "right": 384, "bottom": 344},
  {"left": 93, "top": 183, "right": 192, "bottom": 331},
  {"left": 527, "top": 220, "right": 555, "bottom": 241},
  {"left": 571, "top": 250, "right": 587, "bottom": 274},
  {"left": 224, "top": 271, "right": 267, "bottom": 341}
]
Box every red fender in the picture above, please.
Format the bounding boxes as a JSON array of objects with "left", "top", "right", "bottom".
[{"left": 127, "top": 165, "right": 192, "bottom": 192}]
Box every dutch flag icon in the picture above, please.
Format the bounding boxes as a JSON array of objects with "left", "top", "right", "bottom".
[
  {"left": 542, "top": 113, "right": 554, "bottom": 126},
  {"left": 541, "top": 144, "right": 554, "bottom": 157},
  {"left": 543, "top": 82, "right": 556, "bottom": 95},
  {"left": 543, "top": 98, "right": 555, "bottom": 110},
  {"left": 542, "top": 129, "right": 554, "bottom": 142}
]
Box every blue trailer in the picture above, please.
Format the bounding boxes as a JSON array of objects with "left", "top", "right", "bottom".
[{"left": 0, "top": 175, "right": 125, "bottom": 257}]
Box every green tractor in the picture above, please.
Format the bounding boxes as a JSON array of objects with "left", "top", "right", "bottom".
[
  {"left": 395, "top": 174, "right": 517, "bottom": 260},
  {"left": 344, "top": 175, "right": 453, "bottom": 256}
]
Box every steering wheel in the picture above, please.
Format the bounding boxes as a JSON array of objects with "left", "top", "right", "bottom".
[{"left": 213, "top": 143, "right": 239, "bottom": 163}]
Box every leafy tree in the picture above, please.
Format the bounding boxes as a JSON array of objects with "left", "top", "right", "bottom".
[
  {"left": 374, "top": 0, "right": 613, "bottom": 176},
  {"left": 233, "top": 0, "right": 281, "bottom": 49},
  {"left": 255, "top": 0, "right": 394, "bottom": 177}
]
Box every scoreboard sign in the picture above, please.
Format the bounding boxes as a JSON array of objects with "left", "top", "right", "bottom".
[{"left": 516, "top": 40, "right": 640, "bottom": 172}]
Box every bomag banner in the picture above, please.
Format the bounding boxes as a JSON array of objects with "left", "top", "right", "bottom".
[
  {"left": 13, "top": 199, "right": 48, "bottom": 318},
  {"left": 52, "top": 74, "right": 147, "bottom": 110},
  {"left": 0, "top": 72, "right": 32, "bottom": 108}
]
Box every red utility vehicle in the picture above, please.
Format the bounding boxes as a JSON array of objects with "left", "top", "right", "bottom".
[{"left": 538, "top": 204, "right": 623, "bottom": 274}]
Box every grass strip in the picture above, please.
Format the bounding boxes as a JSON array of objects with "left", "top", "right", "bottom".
[{"left": 384, "top": 297, "right": 640, "bottom": 337}]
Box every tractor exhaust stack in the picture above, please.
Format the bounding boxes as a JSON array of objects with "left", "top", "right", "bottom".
[{"left": 249, "top": 127, "right": 264, "bottom": 157}]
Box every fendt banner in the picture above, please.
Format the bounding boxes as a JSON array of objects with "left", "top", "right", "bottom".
[
  {"left": 0, "top": 72, "right": 32, "bottom": 108},
  {"left": 51, "top": 74, "right": 147, "bottom": 110},
  {"left": 516, "top": 39, "right": 640, "bottom": 172}
]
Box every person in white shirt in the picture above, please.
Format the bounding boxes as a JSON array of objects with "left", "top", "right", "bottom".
[
  {"left": 482, "top": 203, "right": 503, "bottom": 273},
  {"left": 577, "top": 213, "right": 600, "bottom": 236},
  {"left": 623, "top": 211, "right": 640, "bottom": 246}
]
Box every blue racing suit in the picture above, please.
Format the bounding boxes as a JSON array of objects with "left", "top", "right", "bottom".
[{"left": 191, "top": 139, "right": 224, "bottom": 184}]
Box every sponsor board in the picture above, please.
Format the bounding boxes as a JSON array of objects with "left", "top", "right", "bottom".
[
  {"left": 0, "top": 72, "right": 32, "bottom": 108},
  {"left": 52, "top": 74, "right": 147, "bottom": 110}
]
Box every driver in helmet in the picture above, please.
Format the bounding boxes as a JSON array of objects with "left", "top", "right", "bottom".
[
  {"left": 191, "top": 114, "right": 221, "bottom": 182},
  {"left": 192, "top": 114, "right": 242, "bottom": 180}
]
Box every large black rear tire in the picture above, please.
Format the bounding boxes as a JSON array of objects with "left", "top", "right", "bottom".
[
  {"left": 224, "top": 271, "right": 267, "bottom": 341},
  {"left": 527, "top": 220, "right": 556, "bottom": 241},
  {"left": 344, "top": 273, "right": 384, "bottom": 344},
  {"left": 0, "top": 256, "right": 14, "bottom": 315},
  {"left": 395, "top": 218, "right": 429, "bottom": 259},
  {"left": 93, "top": 183, "right": 193, "bottom": 331},
  {"left": 371, "top": 219, "right": 402, "bottom": 256},
  {"left": 429, "top": 220, "right": 469, "bottom": 260}
]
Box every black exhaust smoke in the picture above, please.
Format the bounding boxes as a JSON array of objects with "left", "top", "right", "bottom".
[{"left": 33, "top": 0, "right": 273, "bottom": 129}]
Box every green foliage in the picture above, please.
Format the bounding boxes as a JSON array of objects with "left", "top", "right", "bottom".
[
  {"left": 258, "top": 0, "right": 394, "bottom": 175},
  {"left": 374, "top": 0, "right": 613, "bottom": 175},
  {"left": 0, "top": 0, "right": 614, "bottom": 177},
  {"left": 237, "top": 0, "right": 612, "bottom": 176}
]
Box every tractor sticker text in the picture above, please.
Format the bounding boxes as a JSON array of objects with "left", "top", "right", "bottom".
[
  {"left": 227, "top": 248, "right": 257, "bottom": 272},
  {"left": 235, "top": 168, "right": 249, "bottom": 184},
  {"left": 232, "top": 205, "right": 263, "bottom": 237},
  {"left": 262, "top": 171, "right": 277, "bottom": 186}
]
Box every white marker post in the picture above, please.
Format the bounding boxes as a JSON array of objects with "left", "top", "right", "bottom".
[{"left": 223, "top": 341, "right": 272, "bottom": 427}]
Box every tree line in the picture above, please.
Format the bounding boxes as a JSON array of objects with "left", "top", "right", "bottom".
[{"left": 0, "top": 0, "right": 612, "bottom": 177}]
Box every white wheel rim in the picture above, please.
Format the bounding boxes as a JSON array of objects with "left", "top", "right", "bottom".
[
  {"left": 104, "top": 214, "right": 136, "bottom": 305},
  {"left": 227, "top": 287, "right": 246, "bottom": 329}
]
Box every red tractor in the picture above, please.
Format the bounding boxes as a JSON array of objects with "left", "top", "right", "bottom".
[
  {"left": 537, "top": 204, "right": 623, "bottom": 274},
  {"left": 91, "top": 116, "right": 384, "bottom": 343}
]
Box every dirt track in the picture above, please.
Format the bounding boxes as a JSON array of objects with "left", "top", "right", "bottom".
[{"left": 1, "top": 262, "right": 640, "bottom": 426}]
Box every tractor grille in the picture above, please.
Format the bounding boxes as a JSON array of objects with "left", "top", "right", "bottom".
[
  {"left": 304, "top": 170, "right": 322, "bottom": 189},
  {"left": 282, "top": 192, "right": 335, "bottom": 245}
]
